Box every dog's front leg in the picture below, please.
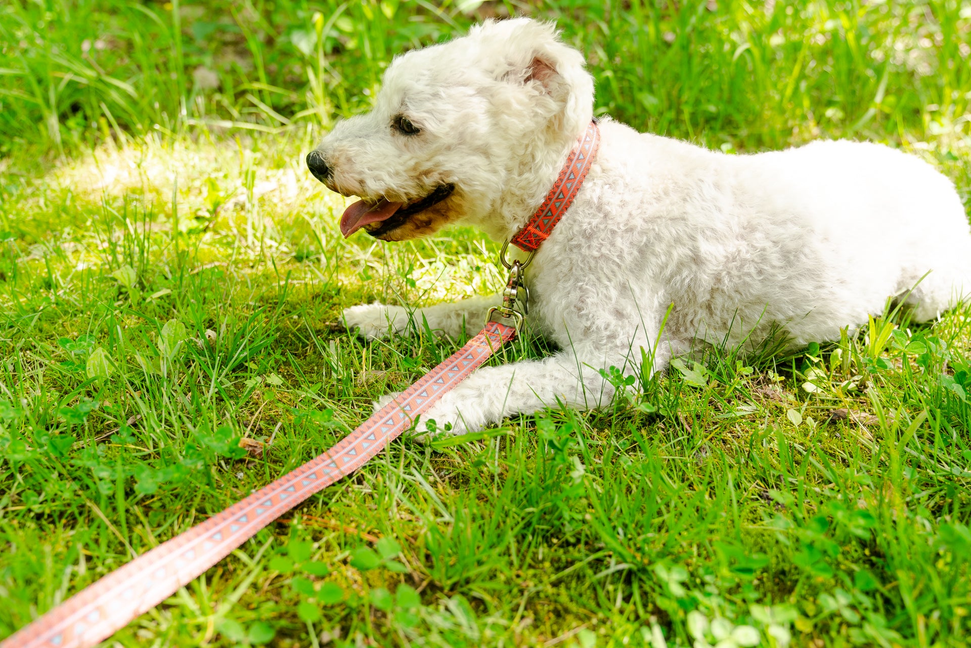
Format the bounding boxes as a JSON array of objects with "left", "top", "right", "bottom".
[
  {"left": 416, "top": 348, "right": 631, "bottom": 435},
  {"left": 342, "top": 295, "right": 501, "bottom": 340}
]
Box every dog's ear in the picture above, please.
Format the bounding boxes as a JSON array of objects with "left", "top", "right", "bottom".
[
  {"left": 473, "top": 18, "right": 594, "bottom": 131},
  {"left": 475, "top": 19, "right": 568, "bottom": 95},
  {"left": 524, "top": 55, "right": 559, "bottom": 94}
]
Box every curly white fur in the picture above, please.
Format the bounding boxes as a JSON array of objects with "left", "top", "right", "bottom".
[{"left": 311, "top": 18, "right": 971, "bottom": 435}]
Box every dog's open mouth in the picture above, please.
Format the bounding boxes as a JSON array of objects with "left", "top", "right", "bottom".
[{"left": 339, "top": 184, "right": 455, "bottom": 238}]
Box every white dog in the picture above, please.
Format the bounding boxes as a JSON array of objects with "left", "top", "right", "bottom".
[{"left": 307, "top": 18, "right": 971, "bottom": 435}]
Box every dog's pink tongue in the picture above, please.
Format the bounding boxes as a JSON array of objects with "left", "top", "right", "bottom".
[{"left": 340, "top": 199, "right": 403, "bottom": 237}]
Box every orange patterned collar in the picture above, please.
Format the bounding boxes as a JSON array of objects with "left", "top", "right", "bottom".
[{"left": 510, "top": 120, "right": 601, "bottom": 253}]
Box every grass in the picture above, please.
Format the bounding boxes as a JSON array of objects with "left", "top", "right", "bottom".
[{"left": 1, "top": 0, "right": 971, "bottom": 646}]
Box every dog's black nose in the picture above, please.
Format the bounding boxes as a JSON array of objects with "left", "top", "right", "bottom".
[{"left": 306, "top": 150, "right": 332, "bottom": 181}]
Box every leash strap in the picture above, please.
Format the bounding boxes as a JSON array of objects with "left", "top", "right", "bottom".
[
  {"left": 509, "top": 120, "right": 600, "bottom": 253},
  {"left": 2, "top": 321, "right": 516, "bottom": 648}
]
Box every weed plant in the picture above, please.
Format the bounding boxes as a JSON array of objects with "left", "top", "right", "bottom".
[{"left": 1, "top": 1, "right": 971, "bottom": 646}]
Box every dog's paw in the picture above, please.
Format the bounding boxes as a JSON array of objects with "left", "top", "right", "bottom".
[
  {"left": 342, "top": 303, "right": 409, "bottom": 340},
  {"left": 368, "top": 385, "right": 495, "bottom": 442},
  {"left": 368, "top": 392, "right": 464, "bottom": 441},
  {"left": 410, "top": 393, "right": 485, "bottom": 441}
]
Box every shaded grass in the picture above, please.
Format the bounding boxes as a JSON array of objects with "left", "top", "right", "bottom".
[
  {"left": 1, "top": 1, "right": 971, "bottom": 647},
  {"left": 2, "top": 1, "right": 971, "bottom": 157}
]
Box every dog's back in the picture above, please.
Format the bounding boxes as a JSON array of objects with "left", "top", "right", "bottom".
[{"left": 581, "top": 122, "right": 971, "bottom": 348}]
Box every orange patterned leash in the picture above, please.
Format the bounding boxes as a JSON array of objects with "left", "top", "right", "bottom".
[{"left": 1, "top": 321, "right": 516, "bottom": 648}]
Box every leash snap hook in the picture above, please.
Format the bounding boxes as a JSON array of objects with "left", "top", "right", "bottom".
[{"left": 487, "top": 244, "right": 531, "bottom": 332}]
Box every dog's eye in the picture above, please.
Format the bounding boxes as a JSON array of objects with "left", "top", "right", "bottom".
[{"left": 392, "top": 115, "right": 421, "bottom": 136}]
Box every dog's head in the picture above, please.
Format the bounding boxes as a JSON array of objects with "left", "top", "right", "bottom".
[{"left": 307, "top": 18, "right": 594, "bottom": 242}]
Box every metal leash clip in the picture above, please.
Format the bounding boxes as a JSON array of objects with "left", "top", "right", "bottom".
[{"left": 487, "top": 241, "right": 533, "bottom": 332}]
